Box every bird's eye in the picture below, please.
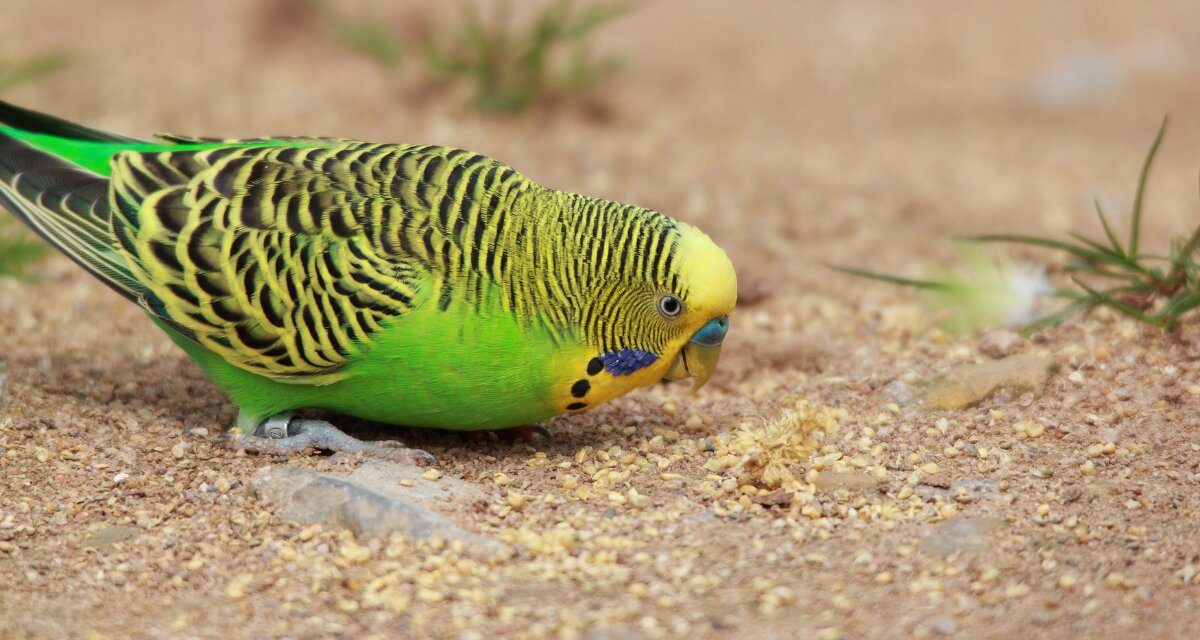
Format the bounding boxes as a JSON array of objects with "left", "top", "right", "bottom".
[{"left": 657, "top": 294, "right": 683, "bottom": 318}]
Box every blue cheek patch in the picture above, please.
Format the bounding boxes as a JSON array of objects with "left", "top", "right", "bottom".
[{"left": 599, "top": 348, "right": 659, "bottom": 376}]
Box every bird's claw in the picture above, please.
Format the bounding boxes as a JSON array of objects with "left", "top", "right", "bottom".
[
  {"left": 218, "top": 415, "right": 436, "bottom": 466},
  {"left": 486, "top": 424, "right": 552, "bottom": 442}
]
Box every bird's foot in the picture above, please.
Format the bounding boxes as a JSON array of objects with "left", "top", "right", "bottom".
[
  {"left": 218, "top": 413, "right": 436, "bottom": 466},
  {"left": 489, "top": 424, "right": 553, "bottom": 442}
]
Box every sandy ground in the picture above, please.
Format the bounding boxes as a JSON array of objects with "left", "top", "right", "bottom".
[{"left": 3, "top": 1, "right": 1200, "bottom": 638}]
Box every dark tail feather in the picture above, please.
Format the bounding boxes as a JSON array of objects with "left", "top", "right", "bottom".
[
  {"left": 0, "top": 100, "right": 144, "bottom": 143},
  {"left": 0, "top": 131, "right": 141, "bottom": 301}
]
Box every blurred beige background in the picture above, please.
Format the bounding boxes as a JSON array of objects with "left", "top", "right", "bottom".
[
  {"left": 5, "top": 0, "right": 1199, "bottom": 293},
  {"left": 3, "top": 3, "right": 1200, "bottom": 638}
]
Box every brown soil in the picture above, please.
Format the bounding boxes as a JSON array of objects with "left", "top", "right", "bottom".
[{"left": 3, "top": 1, "right": 1200, "bottom": 638}]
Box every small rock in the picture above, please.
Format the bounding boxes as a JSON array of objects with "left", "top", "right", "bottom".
[
  {"left": 252, "top": 462, "right": 496, "bottom": 546},
  {"left": 926, "top": 615, "right": 959, "bottom": 636},
  {"left": 919, "top": 516, "right": 1007, "bottom": 557},
  {"left": 916, "top": 480, "right": 993, "bottom": 504},
  {"left": 813, "top": 471, "right": 879, "bottom": 492},
  {"left": 80, "top": 526, "right": 143, "bottom": 550},
  {"left": 978, "top": 330, "right": 1023, "bottom": 359},
  {"left": 1062, "top": 485, "right": 1084, "bottom": 503},
  {"left": 917, "top": 354, "right": 1056, "bottom": 410},
  {"left": 751, "top": 491, "right": 794, "bottom": 508},
  {"left": 884, "top": 378, "right": 915, "bottom": 407},
  {"left": 951, "top": 478, "right": 997, "bottom": 496},
  {"left": 919, "top": 474, "right": 952, "bottom": 489},
  {"left": 348, "top": 460, "right": 486, "bottom": 505}
]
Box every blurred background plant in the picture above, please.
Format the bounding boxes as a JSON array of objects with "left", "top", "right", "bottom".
[
  {"left": 0, "top": 50, "right": 69, "bottom": 95},
  {"left": 834, "top": 119, "right": 1200, "bottom": 334},
  {"left": 301, "top": 0, "right": 403, "bottom": 69},
  {"left": 0, "top": 219, "right": 49, "bottom": 280},
  {"left": 423, "top": 0, "right": 633, "bottom": 112},
  {"left": 835, "top": 246, "right": 1054, "bottom": 336},
  {"left": 0, "top": 49, "right": 68, "bottom": 279},
  {"left": 306, "top": 0, "right": 635, "bottom": 113}
]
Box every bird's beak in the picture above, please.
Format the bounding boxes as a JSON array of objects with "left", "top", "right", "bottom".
[
  {"left": 681, "top": 340, "right": 723, "bottom": 392},
  {"left": 662, "top": 316, "right": 728, "bottom": 392}
]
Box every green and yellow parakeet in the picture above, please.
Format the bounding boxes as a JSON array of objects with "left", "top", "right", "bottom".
[{"left": 0, "top": 101, "right": 736, "bottom": 463}]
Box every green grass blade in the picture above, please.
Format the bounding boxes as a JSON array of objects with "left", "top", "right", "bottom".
[
  {"left": 1045, "top": 289, "right": 1090, "bottom": 300},
  {"left": 1128, "top": 115, "right": 1168, "bottom": 258},
  {"left": 963, "top": 234, "right": 1133, "bottom": 269},
  {"left": 1162, "top": 185, "right": 1200, "bottom": 288},
  {"left": 1092, "top": 200, "right": 1127, "bottom": 259},
  {"left": 1068, "top": 230, "right": 1119, "bottom": 257},
  {"left": 1061, "top": 261, "right": 1147, "bottom": 282},
  {"left": 827, "top": 264, "right": 954, "bottom": 290},
  {"left": 1065, "top": 231, "right": 1145, "bottom": 272},
  {"left": 1020, "top": 297, "right": 1095, "bottom": 334},
  {"left": 1071, "top": 277, "right": 1166, "bottom": 328},
  {"left": 1157, "top": 288, "right": 1200, "bottom": 321}
]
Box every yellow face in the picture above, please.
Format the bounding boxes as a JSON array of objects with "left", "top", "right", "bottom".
[
  {"left": 657, "top": 223, "right": 737, "bottom": 389},
  {"left": 672, "top": 224, "right": 737, "bottom": 330},
  {"left": 547, "top": 220, "right": 737, "bottom": 414}
]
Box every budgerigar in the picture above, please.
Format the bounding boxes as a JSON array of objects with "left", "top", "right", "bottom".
[{"left": 0, "top": 102, "right": 736, "bottom": 463}]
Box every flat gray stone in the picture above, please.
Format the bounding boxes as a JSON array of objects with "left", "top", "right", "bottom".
[
  {"left": 925, "top": 615, "right": 960, "bottom": 636},
  {"left": 347, "top": 459, "right": 487, "bottom": 506},
  {"left": 919, "top": 516, "right": 1007, "bottom": 558},
  {"left": 80, "top": 525, "right": 143, "bottom": 550},
  {"left": 252, "top": 461, "right": 495, "bottom": 546},
  {"left": 884, "top": 378, "right": 915, "bottom": 407},
  {"left": 916, "top": 354, "right": 1055, "bottom": 410},
  {"left": 812, "top": 471, "right": 879, "bottom": 493},
  {"left": 915, "top": 477, "right": 999, "bottom": 502}
]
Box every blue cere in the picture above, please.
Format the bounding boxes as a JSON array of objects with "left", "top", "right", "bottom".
[
  {"left": 690, "top": 316, "right": 729, "bottom": 347},
  {"left": 598, "top": 348, "right": 659, "bottom": 376}
]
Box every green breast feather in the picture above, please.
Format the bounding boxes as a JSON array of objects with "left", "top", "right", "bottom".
[{"left": 0, "top": 101, "right": 737, "bottom": 434}]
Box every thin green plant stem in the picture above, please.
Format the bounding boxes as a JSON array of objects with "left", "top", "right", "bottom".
[
  {"left": 1070, "top": 277, "right": 1166, "bottom": 328},
  {"left": 839, "top": 117, "right": 1200, "bottom": 334},
  {"left": 1093, "top": 200, "right": 1126, "bottom": 259},
  {"left": 826, "top": 264, "right": 958, "bottom": 291},
  {"left": 1128, "top": 116, "right": 1169, "bottom": 258}
]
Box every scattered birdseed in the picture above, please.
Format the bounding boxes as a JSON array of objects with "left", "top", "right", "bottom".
[
  {"left": 2, "top": 11, "right": 1198, "bottom": 638},
  {"left": 226, "top": 575, "right": 252, "bottom": 600}
]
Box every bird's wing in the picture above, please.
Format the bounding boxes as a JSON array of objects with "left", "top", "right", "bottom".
[{"left": 108, "top": 140, "right": 494, "bottom": 383}]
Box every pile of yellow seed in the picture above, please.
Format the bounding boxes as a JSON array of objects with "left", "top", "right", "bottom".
[{"left": 722, "top": 400, "right": 845, "bottom": 489}]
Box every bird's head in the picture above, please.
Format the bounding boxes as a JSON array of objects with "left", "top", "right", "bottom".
[
  {"left": 557, "top": 191, "right": 736, "bottom": 390},
  {"left": 655, "top": 222, "right": 737, "bottom": 390}
]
